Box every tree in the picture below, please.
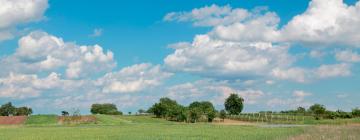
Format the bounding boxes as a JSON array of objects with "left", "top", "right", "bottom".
[
  {"left": 14, "top": 107, "right": 32, "bottom": 116},
  {"left": 61, "top": 111, "right": 69, "bottom": 116},
  {"left": 148, "top": 97, "right": 183, "bottom": 120},
  {"left": 138, "top": 109, "right": 145, "bottom": 114},
  {"left": 90, "top": 103, "right": 122, "bottom": 115},
  {"left": 309, "top": 104, "right": 326, "bottom": 119},
  {"left": 224, "top": 94, "right": 244, "bottom": 115},
  {"left": 219, "top": 110, "right": 227, "bottom": 121},
  {"left": 352, "top": 108, "right": 360, "bottom": 117},
  {"left": 188, "top": 101, "right": 216, "bottom": 122},
  {"left": 0, "top": 102, "right": 16, "bottom": 116},
  {"left": 297, "top": 107, "right": 306, "bottom": 114},
  {"left": 189, "top": 107, "right": 201, "bottom": 123}
]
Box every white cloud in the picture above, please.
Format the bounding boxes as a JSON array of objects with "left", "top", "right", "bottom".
[
  {"left": 0, "top": 0, "right": 48, "bottom": 41},
  {"left": 280, "top": 0, "right": 360, "bottom": 46},
  {"left": 337, "top": 93, "right": 349, "bottom": 99},
  {"left": 166, "top": 1, "right": 360, "bottom": 46},
  {"left": 164, "top": 35, "right": 293, "bottom": 79},
  {"left": 0, "top": 72, "right": 60, "bottom": 99},
  {"left": 89, "top": 28, "right": 103, "bottom": 37},
  {"left": 271, "top": 64, "right": 351, "bottom": 82},
  {"left": 98, "top": 63, "right": 172, "bottom": 93},
  {"left": 271, "top": 68, "right": 308, "bottom": 83},
  {"left": 293, "top": 90, "right": 312, "bottom": 98},
  {"left": 335, "top": 50, "right": 360, "bottom": 62},
  {"left": 167, "top": 79, "right": 265, "bottom": 106},
  {"left": 0, "top": 31, "right": 116, "bottom": 79},
  {"left": 267, "top": 90, "right": 312, "bottom": 108},
  {"left": 164, "top": 4, "right": 250, "bottom": 27},
  {"left": 315, "top": 63, "right": 351, "bottom": 78}
]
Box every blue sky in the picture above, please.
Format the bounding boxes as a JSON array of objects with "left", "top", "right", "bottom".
[{"left": 0, "top": 0, "right": 359, "bottom": 114}]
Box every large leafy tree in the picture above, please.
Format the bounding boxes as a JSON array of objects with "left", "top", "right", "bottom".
[
  {"left": 309, "top": 104, "right": 326, "bottom": 119},
  {"left": 148, "top": 97, "right": 183, "bottom": 120},
  {"left": 90, "top": 103, "right": 122, "bottom": 115},
  {"left": 224, "top": 94, "right": 244, "bottom": 115},
  {"left": 0, "top": 102, "right": 16, "bottom": 116},
  {"left": 188, "top": 101, "right": 216, "bottom": 122}
]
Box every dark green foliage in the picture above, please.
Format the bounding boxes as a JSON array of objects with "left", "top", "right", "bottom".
[
  {"left": 138, "top": 109, "right": 146, "bottom": 114},
  {"left": 309, "top": 104, "right": 326, "bottom": 118},
  {"left": 148, "top": 97, "right": 184, "bottom": 120},
  {"left": 224, "top": 94, "right": 244, "bottom": 115},
  {"left": 297, "top": 107, "right": 306, "bottom": 114},
  {"left": 219, "top": 109, "right": 227, "bottom": 121},
  {"left": 90, "top": 103, "right": 122, "bottom": 115},
  {"left": 14, "top": 107, "right": 33, "bottom": 116},
  {"left": 188, "top": 101, "right": 216, "bottom": 122},
  {"left": 0, "top": 102, "right": 32, "bottom": 116},
  {"left": 61, "top": 111, "right": 69, "bottom": 116},
  {"left": 352, "top": 108, "right": 360, "bottom": 117},
  {"left": 0, "top": 102, "right": 16, "bottom": 116},
  {"left": 148, "top": 98, "right": 218, "bottom": 123}
]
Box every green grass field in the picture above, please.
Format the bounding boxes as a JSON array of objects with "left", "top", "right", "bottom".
[
  {"left": 25, "top": 115, "right": 58, "bottom": 126},
  {"left": 0, "top": 115, "right": 359, "bottom": 140}
]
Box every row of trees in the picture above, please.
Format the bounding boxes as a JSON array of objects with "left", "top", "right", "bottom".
[
  {"left": 147, "top": 97, "right": 216, "bottom": 123},
  {"left": 147, "top": 94, "right": 244, "bottom": 123},
  {"left": 279, "top": 104, "right": 360, "bottom": 120},
  {"left": 0, "top": 102, "right": 32, "bottom": 116}
]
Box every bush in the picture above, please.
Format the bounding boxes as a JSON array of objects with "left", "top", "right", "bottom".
[{"left": 90, "top": 103, "right": 122, "bottom": 115}]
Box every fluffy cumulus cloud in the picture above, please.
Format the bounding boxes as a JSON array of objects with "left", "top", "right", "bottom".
[
  {"left": 0, "top": 31, "right": 172, "bottom": 109},
  {"left": 280, "top": 0, "right": 360, "bottom": 46},
  {"left": 267, "top": 90, "right": 313, "bottom": 109},
  {"left": 0, "top": 72, "right": 80, "bottom": 99},
  {"left": 0, "top": 0, "right": 48, "bottom": 41},
  {"left": 164, "top": 35, "right": 293, "bottom": 79},
  {"left": 1, "top": 31, "right": 116, "bottom": 79},
  {"left": 164, "top": 1, "right": 357, "bottom": 83},
  {"left": 335, "top": 50, "right": 360, "bottom": 63},
  {"left": 166, "top": 1, "right": 360, "bottom": 46},
  {"left": 98, "top": 63, "right": 172, "bottom": 93},
  {"left": 271, "top": 63, "right": 351, "bottom": 82}
]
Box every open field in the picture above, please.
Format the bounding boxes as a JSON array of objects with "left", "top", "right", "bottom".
[{"left": 0, "top": 115, "right": 359, "bottom": 140}]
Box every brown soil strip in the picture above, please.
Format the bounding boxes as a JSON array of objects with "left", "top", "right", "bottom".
[{"left": 0, "top": 116, "right": 27, "bottom": 125}]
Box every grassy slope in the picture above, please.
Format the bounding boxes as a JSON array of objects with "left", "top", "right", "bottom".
[
  {"left": 0, "top": 124, "right": 303, "bottom": 140},
  {"left": 25, "top": 115, "right": 58, "bottom": 126},
  {"left": 0, "top": 115, "right": 304, "bottom": 140}
]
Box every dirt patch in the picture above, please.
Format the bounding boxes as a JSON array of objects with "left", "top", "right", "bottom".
[
  {"left": 58, "top": 115, "right": 97, "bottom": 124},
  {"left": 0, "top": 116, "right": 27, "bottom": 125},
  {"left": 212, "top": 119, "right": 257, "bottom": 126}
]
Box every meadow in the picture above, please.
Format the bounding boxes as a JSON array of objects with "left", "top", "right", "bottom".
[{"left": 0, "top": 115, "right": 359, "bottom": 140}]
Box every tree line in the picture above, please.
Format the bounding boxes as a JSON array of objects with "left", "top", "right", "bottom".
[
  {"left": 0, "top": 102, "right": 32, "bottom": 116},
  {"left": 146, "top": 93, "right": 244, "bottom": 123},
  {"left": 262, "top": 104, "right": 360, "bottom": 120}
]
